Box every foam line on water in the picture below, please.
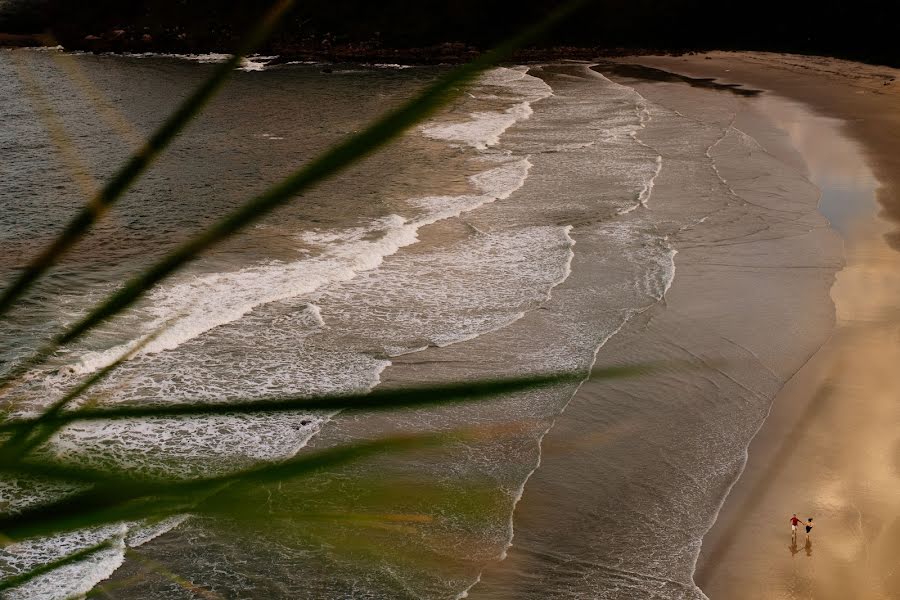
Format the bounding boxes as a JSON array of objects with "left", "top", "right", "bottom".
[
  {"left": 385, "top": 224, "right": 575, "bottom": 356},
  {"left": 499, "top": 227, "right": 575, "bottom": 552},
  {"left": 69, "top": 158, "right": 533, "bottom": 376},
  {"left": 125, "top": 515, "right": 191, "bottom": 547},
  {"left": 238, "top": 55, "right": 277, "bottom": 72},
  {"left": 422, "top": 102, "right": 534, "bottom": 150},
  {"left": 26, "top": 66, "right": 545, "bottom": 599},
  {"left": 579, "top": 66, "right": 666, "bottom": 216},
  {"left": 367, "top": 63, "right": 415, "bottom": 69},
  {"left": 453, "top": 227, "right": 579, "bottom": 600},
  {"left": 630, "top": 99, "right": 664, "bottom": 209},
  {"left": 11, "top": 512, "right": 193, "bottom": 600},
  {"left": 638, "top": 155, "right": 663, "bottom": 207},
  {"left": 421, "top": 67, "right": 553, "bottom": 150},
  {"left": 23, "top": 357, "right": 388, "bottom": 598},
  {"left": 2, "top": 527, "right": 127, "bottom": 600},
  {"left": 114, "top": 52, "right": 276, "bottom": 71}
]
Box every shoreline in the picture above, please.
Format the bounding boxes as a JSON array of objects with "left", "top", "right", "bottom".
[
  {"left": 468, "top": 57, "right": 843, "bottom": 598},
  {"left": 4, "top": 48, "right": 893, "bottom": 598},
  {"left": 0, "top": 38, "right": 677, "bottom": 65},
  {"left": 3, "top": 38, "right": 900, "bottom": 71},
  {"left": 614, "top": 52, "right": 900, "bottom": 599}
]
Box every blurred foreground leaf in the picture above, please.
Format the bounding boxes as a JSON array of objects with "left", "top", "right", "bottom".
[
  {"left": 0, "top": 433, "right": 443, "bottom": 542},
  {"left": 0, "top": 366, "right": 649, "bottom": 435},
  {"left": 0, "top": 539, "right": 116, "bottom": 592}
]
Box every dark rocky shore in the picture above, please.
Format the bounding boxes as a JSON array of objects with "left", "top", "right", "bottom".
[
  {"left": 2, "top": 32, "right": 678, "bottom": 66},
  {"left": 1, "top": 0, "right": 899, "bottom": 67}
]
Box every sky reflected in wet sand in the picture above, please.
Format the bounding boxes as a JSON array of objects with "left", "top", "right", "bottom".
[{"left": 756, "top": 95, "right": 878, "bottom": 237}]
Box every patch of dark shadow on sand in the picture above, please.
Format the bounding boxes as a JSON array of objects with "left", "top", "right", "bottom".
[{"left": 592, "top": 62, "right": 762, "bottom": 96}]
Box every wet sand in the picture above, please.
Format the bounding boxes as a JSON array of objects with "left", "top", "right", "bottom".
[
  {"left": 614, "top": 52, "right": 900, "bottom": 599},
  {"left": 469, "top": 60, "right": 847, "bottom": 598},
  {"left": 274, "top": 58, "right": 852, "bottom": 599}
]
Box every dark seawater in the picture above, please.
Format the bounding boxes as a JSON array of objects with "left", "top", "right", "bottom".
[{"left": 0, "top": 51, "right": 841, "bottom": 599}]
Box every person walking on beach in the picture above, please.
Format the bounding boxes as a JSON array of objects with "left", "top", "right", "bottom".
[
  {"left": 790, "top": 514, "right": 801, "bottom": 544},
  {"left": 805, "top": 517, "right": 814, "bottom": 542}
]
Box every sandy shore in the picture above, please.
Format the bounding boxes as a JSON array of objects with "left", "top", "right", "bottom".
[
  {"left": 614, "top": 52, "right": 900, "bottom": 599},
  {"left": 288, "top": 53, "right": 898, "bottom": 599},
  {"left": 466, "top": 58, "right": 849, "bottom": 598}
]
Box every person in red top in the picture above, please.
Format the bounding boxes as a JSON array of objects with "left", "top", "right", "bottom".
[{"left": 790, "top": 514, "right": 801, "bottom": 544}]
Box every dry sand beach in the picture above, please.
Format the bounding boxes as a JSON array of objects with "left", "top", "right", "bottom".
[{"left": 612, "top": 53, "right": 900, "bottom": 599}]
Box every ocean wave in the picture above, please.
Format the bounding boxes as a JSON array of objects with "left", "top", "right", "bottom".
[
  {"left": 70, "top": 158, "right": 533, "bottom": 375},
  {"left": 422, "top": 66, "right": 553, "bottom": 150},
  {"left": 238, "top": 55, "right": 277, "bottom": 72},
  {"left": 1, "top": 527, "right": 127, "bottom": 600},
  {"left": 6, "top": 65, "right": 577, "bottom": 599},
  {"left": 368, "top": 63, "right": 415, "bottom": 69},
  {"left": 423, "top": 101, "right": 534, "bottom": 150},
  {"left": 318, "top": 223, "right": 575, "bottom": 357},
  {"left": 113, "top": 52, "right": 276, "bottom": 71}
]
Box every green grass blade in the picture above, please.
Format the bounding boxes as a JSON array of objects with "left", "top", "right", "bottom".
[
  {"left": 0, "top": 458, "right": 159, "bottom": 487},
  {"left": 0, "top": 434, "right": 441, "bottom": 542},
  {"left": 0, "top": 322, "right": 173, "bottom": 460},
  {"left": 0, "top": 366, "right": 649, "bottom": 434},
  {"left": 0, "top": 539, "right": 116, "bottom": 591},
  {"left": 0, "top": 0, "right": 295, "bottom": 320},
  {"left": 0, "top": 0, "right": 589, "bottom": 390}
]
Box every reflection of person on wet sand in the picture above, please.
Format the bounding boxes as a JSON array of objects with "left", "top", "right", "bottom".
[{"left": 788, "top": 540, "right": 800, "bottom": 556}]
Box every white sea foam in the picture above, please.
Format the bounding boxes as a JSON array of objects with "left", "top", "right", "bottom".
[
  {"left": 578, "top": 69, "right": 666, "bottom": 216},
  {"left": 125, "top": 515, "right": 191, "bottom": 547},
  {"left": 51, "top": 411, "right": 334, "bottom": 478},
  {"left": 422, "top": 102, "right": 534, "bottom": 150},
  {"left": 115, "top": 52, "right": 275, "bottom": 71},
  {"left": 121, "top": 51, "right": 231, "bottom": 63},
  {"left": 71, "top": 158, "right": 532, "bottom": 376},
  {"left": 638, "top": 154, "right": 664, "bottom": 207},
  {"left": 481, "top": 229, "right": 575, "bottom": 558},
  {"left": 421, "top": 66, "right": 553, "bottom": 150},
  {"left": 319, "top": 223, "right": 574, "bottom": 357},
  {"left": 9, "top": 65, "right": 579, "bottom": 600},
  {"left": 239, "top": 55, "right": 277, "bottom": 72},
  {"left": 547, "top": 141, "right": 596, "bottom": 152},
  {"left": 368, "top": 63, "right": 414, "bottom": 69},
  {"left": 1, "top": 527, "right": 127, "bottom": 600}
]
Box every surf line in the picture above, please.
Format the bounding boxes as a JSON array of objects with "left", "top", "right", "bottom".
[
  {"left": 459, "top": 69, "right": 678, "bottom": 599},
  {"left": 58, "top": 66, "right": 553, "bottom": 600},
  {"left": 580, "top": 66, "right": 665, "bottom": 216},
  {"left": 457, "top": 239, "right": 678, "bottom": 599}
]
